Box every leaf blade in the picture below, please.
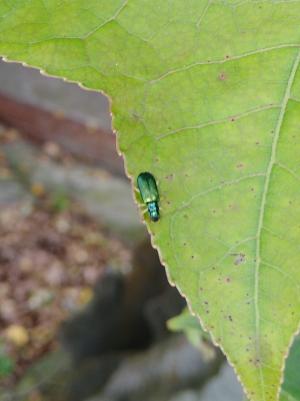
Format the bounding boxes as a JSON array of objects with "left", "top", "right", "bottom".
[{"left": 1, "top": 2, "right": 300, "bottom": 400}]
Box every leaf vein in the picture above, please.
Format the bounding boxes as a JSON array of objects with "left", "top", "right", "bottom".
[
  {"left": 176, "top": 173, "right": 266, "bottom": 212},
  {"left": 150, "top": 44, "right": 300, "bottom": 84},
  {"left": 254, "top": 47, "right": 300, "bottom": 401},
  {"left": 156, "top": 104, "right": 280, "bottom": 140}
]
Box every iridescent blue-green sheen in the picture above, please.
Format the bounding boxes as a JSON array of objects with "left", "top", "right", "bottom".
[{"left": 137, "top": 172, "right": 160, "bottom": 222}]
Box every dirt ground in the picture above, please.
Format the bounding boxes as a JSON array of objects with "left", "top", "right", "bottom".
[{"left": 0, "top": 127, "right": 131, "bottom": 388}]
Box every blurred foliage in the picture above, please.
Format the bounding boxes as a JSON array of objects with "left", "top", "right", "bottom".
[
  {"left": 168, "top": 307, "right": 210, "bottom": 348},
  {"left": 280, "top": 335, "right": 300, "bottom": 401},
  {"left": 0, "top": 341, "right": 15, "bottom": 378},
  {"left": 50, "top": 191, "right": 71, "bottom": 213}
]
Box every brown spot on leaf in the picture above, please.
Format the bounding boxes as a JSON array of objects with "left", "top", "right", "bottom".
[
  {"left": 165, "top": 174, "right": 174, "bottom": 181},
  {"left": 219, "top": 72, "right": 227, "bottom": 81},
  {"left": 234, "top": 253, "right": 246, "bottom": 265},
  {"left": 132, "top": 112, "right": 141, "bottom": 121}
]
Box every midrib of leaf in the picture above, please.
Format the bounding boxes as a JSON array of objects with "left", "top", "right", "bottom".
[{"left": 254, "top": 48, "right": 300, "bottom": 401}]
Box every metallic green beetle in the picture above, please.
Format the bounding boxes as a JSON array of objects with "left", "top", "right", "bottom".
[{"left": 137, "top": 172, "right": 160, "bottom": 222}]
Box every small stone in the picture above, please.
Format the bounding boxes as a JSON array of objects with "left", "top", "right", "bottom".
[
  {"left": 0, "top": 299, "right": 17, "bottom": 321},
  {"left": 28, "top": 289, "right": 53, "bottom": 310},
  {"left": 45, "top": 262, "right": 65, "bottom": 286},
  {"left": 73, "top": 248, "right": 89, "bottom": 264},
  {"left": 43, "top": 142, "right": 61, "bottom": 158}
]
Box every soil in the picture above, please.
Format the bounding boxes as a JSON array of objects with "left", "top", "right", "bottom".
[{"left": 0, "top": 126, "right": 131, "bottom": 388}]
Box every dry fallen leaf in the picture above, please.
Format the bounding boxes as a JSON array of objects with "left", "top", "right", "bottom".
[
  {"left": 78, "top": 287, "right": 93, "bottom": 306},
  {"left": 31, "top": 183, "right": 46, "bottom": 197},
  {"left": 5, "top": 325, "right": 29, "bottom": 347}
]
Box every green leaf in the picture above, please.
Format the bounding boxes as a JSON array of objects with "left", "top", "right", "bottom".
[
  {"left": 167, "top": 307, "right": 211, "bottom": 348},
  {"left": 280, "top": 336, "right": 300, "bottom": 401},
  {"left": 0, "top": 341, "right": 14, "bottom": 378},
  {"left": 245, "top": 336, "right": 300, "bottom": 401},
  {"left": 1, "top": 2, "right": 300, "bottom": 400},
  {"left": 168, "top": 307, "right": 204, "bottom": 335},
  {"left": 0, "top": 355, "right": 14, "bottom": 378},
  {"left": 167, "top": 308, "right": 217, "bottom": 360}
]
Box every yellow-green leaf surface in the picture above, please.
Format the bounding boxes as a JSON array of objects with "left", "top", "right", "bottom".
[
  {"left": 248, "top": 335, "right": 300, "bottom": 400},
  {"left": 1, "top": 1, "right": 300, "bottom": 400}
]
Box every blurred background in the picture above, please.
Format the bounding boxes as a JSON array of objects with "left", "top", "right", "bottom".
[{"left": 0, "top": 59, "right": 244, "bottom": 401}]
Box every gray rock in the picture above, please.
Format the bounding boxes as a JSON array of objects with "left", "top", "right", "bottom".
[
  {"left": 4, "top": 140, "right": 145, "bottom": 242},
  {"left": 198, "top": 363, "right": 244, "bottom": 401},
  {"left": 0, "top": 60, "right": 111, "bottom": 131},
  {"left": 88, "top": 335, "right": 223, "bottom": 401},
  {"left": 0, "top": 178, "right": 29, "bottom": 204},
  {"left": 169, "top": 363, "right": 245, "bottom": 401}
]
